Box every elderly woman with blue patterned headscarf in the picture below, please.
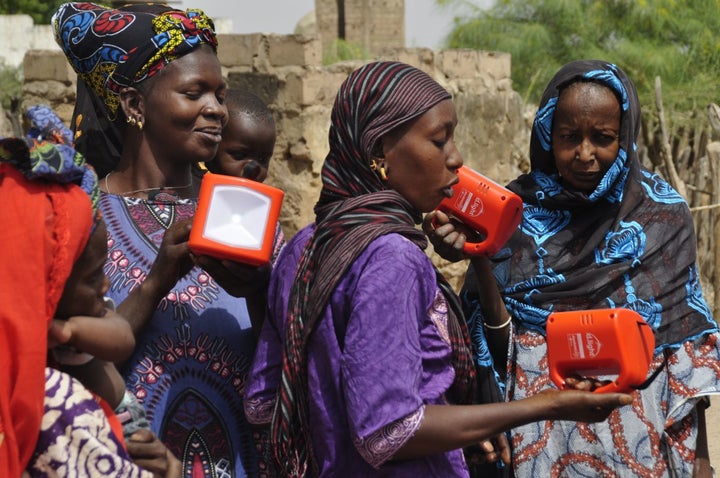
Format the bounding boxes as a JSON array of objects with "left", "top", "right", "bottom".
[
  {"left": 245, "top": 61, "right": 632, "bottom": 478},
  {"left": 429, "top": 60, "right": 720, "bottom": 476},
  {"left": 51, "top": 3, "right": 276, "bottom": 477}
]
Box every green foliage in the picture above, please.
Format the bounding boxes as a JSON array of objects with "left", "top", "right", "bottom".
[
  {"left": 0, "top": 62, "right": 22, "bottom": 110},
  {"left": 439, "top": 0, "right": 720, "bottom": 112},
  {"left": 0, "top": 0, "right": 66, "bottom": 24},
  {"left": 323, "top": 39, "right": 371, "bottom": 65}
]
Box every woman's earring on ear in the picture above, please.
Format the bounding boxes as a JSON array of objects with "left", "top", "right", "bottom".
[
  {"left": 126, "top": 115, "right": 144, "bottom": 130},
  {"left": 370, "top": 159, "right": 388, "bottom": 181},
  {"left": 380, "top": 166, "right": 387, "bottom": 181}
]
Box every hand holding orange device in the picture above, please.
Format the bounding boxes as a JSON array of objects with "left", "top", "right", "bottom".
[
  {"left": 436, "top": 166, "right": 523, "bottom": 256},
  {"left": 546, "top": 308, "right": 655, "bottom": 394}
]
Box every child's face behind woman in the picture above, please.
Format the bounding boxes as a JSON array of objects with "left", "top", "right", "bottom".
[
  {"left": 212, "top": 112, "right": 275, "bottom": 182},
  {"left": 551, "top": 81, "right": 621, "bottom": 193},
  {"left": 55, "top": 222, "right": 110, "bottom": 319},
  {"left": 381, "top": 99, "right": 463, "bottom": 212}
]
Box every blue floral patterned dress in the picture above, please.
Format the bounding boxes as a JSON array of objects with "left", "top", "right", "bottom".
[{"left": 464, "top": 60, "right": 720, "bottom": 477}]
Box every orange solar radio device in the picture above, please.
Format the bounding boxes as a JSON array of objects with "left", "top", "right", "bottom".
[
  {"left": 189, "top": 173, "right": 284, "bottom": 266},
  {"left": 436, "top": 166, "right": 523, "bottom": 256},
  {"left": 546, "top": 308, "right": 656, "bottom": 394}
]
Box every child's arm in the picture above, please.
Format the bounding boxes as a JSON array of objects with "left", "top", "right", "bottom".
[{"left": 48, "top": 308, "right": 135, "bottom": 362}]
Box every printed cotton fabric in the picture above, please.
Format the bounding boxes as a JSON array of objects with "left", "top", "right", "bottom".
[
  {"left": 464, "top": 59, "right": 720, "bottom": 476},
  {"left": 52, "top": 2, "right": 217, "bottom": 116},
  {"left": 102, "top": 193, "right": 284, "bottom": 478},
  {"left": 27, "top": 368, "right": 153, "bottom": 478},
  {"left": 0, "top": 137, "right": 98, "bottom": 477}
]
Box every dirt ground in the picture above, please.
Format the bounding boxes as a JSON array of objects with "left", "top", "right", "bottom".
[{"left": 708, "top": 399, "right": 719, "bottom": 467}]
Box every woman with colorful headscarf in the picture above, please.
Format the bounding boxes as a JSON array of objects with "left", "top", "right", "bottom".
[
  {"left": 244, "top": 60, "right": 633, "bottom": 478},
  {"left": 430, "top": 60, "right": 720, "bottom": 476},
  {"left": 0, "top": 136, "right": 176, "bottom": 477},
  {"left": 52, "top": 3, "right": 274, "bottom": 476},
  {"left": 0, "top": 136, "right": 97, "bottom": 476}
]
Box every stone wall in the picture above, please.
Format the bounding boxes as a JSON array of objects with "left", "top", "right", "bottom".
[
  {"left": 22, "top": 34, "right": 529, "bottom": 288},
  {"left": 217, "top": 33, "right": 529, "bottom": 286},
  {"left": 315, "top": 0, "right": 405, "bottom": 57},
  {"left": 0, "top": 15, "right": 58, "bottom": 68}
]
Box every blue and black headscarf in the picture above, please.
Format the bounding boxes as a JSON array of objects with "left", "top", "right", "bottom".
[
  {"left": 465, "top": 59, "right": 717, "bottom": 353},
  {"left": 3, "top": 104, "right": 99, "bottom": 225}
]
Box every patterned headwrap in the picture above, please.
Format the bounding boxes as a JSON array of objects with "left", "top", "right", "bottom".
[
  {"left": 464, "top": 60, "right": 717, "bottom": 354},
  {"left": 52, "top": 2, "right": 217, "bottom": 116},
  {"left": 0, "top": 133, "right": 99, "bottom": 475},
  {"left": 16, "top": 104, "right": 101, "bottom": 231},
  {"left": 0, "top": 138, "right": 98, "bottom": 205},
  {"left": 269, "top": 61, "right": 488, "bottom": 476},
  {"left": 25, "top": 104, "right": 75, "bottom": 146}
]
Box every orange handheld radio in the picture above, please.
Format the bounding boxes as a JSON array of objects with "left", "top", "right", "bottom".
[
  {"left": 546, "top": 308, "right": 655, "bottom": 394},
  {"left": 436, "top": 166, "right": 523, "bottom": 256},
  {"left": 189, "top": 173, "right": 284, "bottom": 266}
]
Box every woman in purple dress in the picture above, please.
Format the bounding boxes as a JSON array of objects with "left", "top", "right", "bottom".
[
  {"left": 244, "top": 61, "right": 633, "bottom": 478},
  {"left": 53, "top": 3, "right": 281, "bottom": 476}
]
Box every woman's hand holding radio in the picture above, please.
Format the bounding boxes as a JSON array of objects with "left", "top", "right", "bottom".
[
  {"left": 530, "top": 388, "right": 633, "bottom": 423},
  {"left": 423, "top": 210, "right": 484, "bottom": 263},
  {"left": 425, "top": 210, "right": 511, "bottom": 370},
  {"left": 119, "top": 219, "right": 195, "bottom": 336},
  {"left": 192, "top": 255, "right": 271, "bottom": 337},
  {"left": 149, "top": 219, "right": 196, "bottom": 294},
  {"left": 564, "top": 375, "right": 613, "bottom": 392},
  {"left": 192, "top": 255, "right": 271, "bottom": 298}
]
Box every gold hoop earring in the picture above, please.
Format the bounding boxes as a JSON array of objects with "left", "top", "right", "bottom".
[
  {"left": 370, "top": 159, "right": 379, "bottom": 171},
  {"left": 126, "top": 116, "right": 136, "bottom": 126},
  {"left": 380, "top": 166, "right": 387, "bottom": 181},
  {"left": 137, "top": 120, "right": 144, "bottom": 131}
]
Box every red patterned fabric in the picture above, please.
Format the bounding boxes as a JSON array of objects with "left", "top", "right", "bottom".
[{"left": 0, "top": 164, "right": 92, "bottom": 476}]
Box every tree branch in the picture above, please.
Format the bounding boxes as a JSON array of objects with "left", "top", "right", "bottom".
[{"left": 655, "top": 76, "right": 687, "bottom": 199}]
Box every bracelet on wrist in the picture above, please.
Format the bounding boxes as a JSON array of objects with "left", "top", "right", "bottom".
[{"left": 483, "top": 315, "right": 512, "bottom": 330}]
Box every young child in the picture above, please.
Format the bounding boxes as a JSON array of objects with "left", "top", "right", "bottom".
[
  {"left": 0, "top": 136, "right": 179, "bottom": 476},
  {"left": 49, "top": 220, "right": 151, "bottom": 443},
  {"left": 202, "top": 88, "right": 276, "bottom": 182},
  {"left": 46, "top": 221, "right": 173, "bottom": 477},
  {"left": 23, "top": 103, "right": 151, "bottom": 443},
  {"left": 195, "top": 88, "right": 286, "bottom": 339}
]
